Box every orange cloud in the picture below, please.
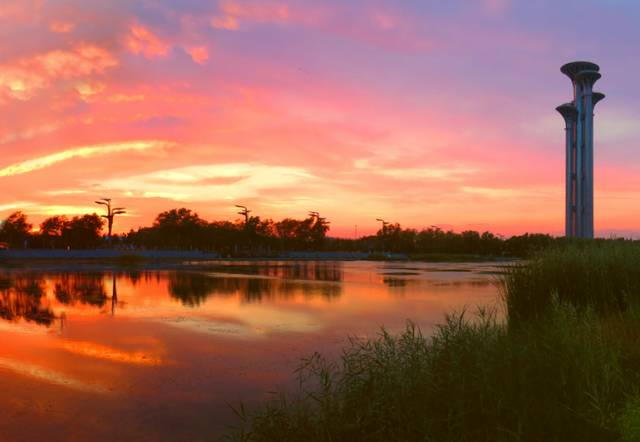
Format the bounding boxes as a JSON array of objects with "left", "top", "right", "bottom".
[
  {"left": 0, "top": 43, "right": 118, "bottom": 100},
  {"left": 126, "top": 24, "right": 170, "bottom": 58},
  {"left": 0, "top": 140, "right": 172, "bottom": 177}
]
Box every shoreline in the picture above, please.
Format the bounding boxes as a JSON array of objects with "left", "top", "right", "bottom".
[{"left": 0, "top": 249, "right": 509, "bottom": 262}]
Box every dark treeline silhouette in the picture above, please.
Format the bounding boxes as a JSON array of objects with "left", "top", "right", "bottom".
[
  {"left": 127, "top": 208, "right": 331, "bottom": 254},
  {"left": 0, "top": 208, "right": 570, "bottom": 257},
  {"left": 0, "top": 211, "right": 104, "bottom": 249}
]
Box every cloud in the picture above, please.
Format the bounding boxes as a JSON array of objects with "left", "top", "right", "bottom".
[
  {"left": 42, "top": 189, "right": 88, "bottom": 196},
  {"left": 0, "top": 0, "right": 42, "bottom": 23},
  {"left": 0, "top": 202, "right": 34, "bottom": 212},
  {"left": 126, "top": 24, "right": 171, "bottom": 58},
  {"left": 186, "top": 45, "right": 209, "bottom": 64},
  {"left": 98, "top": 163, "right": 314, "bottom": 201},
  {"left": 0, "top": 123, "right": 61, "bottom": 145},
  {"left": 208, "top": 0, "right": 430, "bottom": 52},
  {"left": 0, "top": 140, "right": 172, "bottom": 177},
  {"left": 211, "top": 0, "right": 290, "bottom": 29},
  {"left": 26, "top": 205, "right": 100, "bottom": 216},
  {"left": 353, "top": 157, "right": 477, "bottom": 181},
  {"left": 49, "top": 20, "right": 75, "bottom": 33},
  {"left": 0, "top": 43, "right": 118, "bottom": 100},
  {"left": 461, "top": 186, "right": 552, "bottom": 199},
  {"left": 107, "top": 93, "right": 145, "bottom": 103},
  {"left": 75, "top": 82, "right": 106, "bottom": 102},
  {"left": 210, "top": 15, "right": 239, "bottom": 30}
]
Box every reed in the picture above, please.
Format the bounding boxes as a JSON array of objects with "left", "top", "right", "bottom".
[{"left": 228, "top": 241, "right": 640, "bottom": 442}]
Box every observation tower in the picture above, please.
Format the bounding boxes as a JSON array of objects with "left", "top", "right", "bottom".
[{"left": 556, "top": 61, "right": 605, "bottom": 238}]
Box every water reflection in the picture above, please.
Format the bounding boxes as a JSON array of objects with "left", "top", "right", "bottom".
[
  {"left": 54, "top": 273, "right": 108, "bottom": 307},
  {"left": 168, "top": 273, "right": 342, "bottom": 306},
  {"left": 0, "top": 263, "right": 346, "bottom": 327},
  {"left": 0, "top": 275, "right": 55, "bottom": 325},
  {"left": 197, "top": 261, "right": 343, "bottom": 282},
  {"left": 0, "top": 260, "right": 503, "bottom": 441},
  {"left": 169, "top": 262, "right": 343, "bottom": 306}
]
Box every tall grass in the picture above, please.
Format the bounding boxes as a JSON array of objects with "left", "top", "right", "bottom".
[
  {"left": 228, "top": 241, "right": 640, "bottom": 442},
  {"left": 504, "top": 241, "right": 640, "bottom": 324}
]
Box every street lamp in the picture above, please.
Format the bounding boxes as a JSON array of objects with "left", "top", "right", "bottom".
[
  {"left": 235, "top": 205, "right": 251, "bottom": 224},
  {"left": 376, "top": 218, "right": 389, "bottom": 230},
  {"left": 95, "top": 198, "right": 126, "bottom": 244}
]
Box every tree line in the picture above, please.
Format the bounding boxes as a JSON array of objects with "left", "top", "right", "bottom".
[{"left": 0, "top": 208, "right": 564, "bottom": 257}]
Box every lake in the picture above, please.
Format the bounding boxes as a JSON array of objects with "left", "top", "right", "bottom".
[{"left": 0, "top": 260, "right": 504, "bottom": 441}]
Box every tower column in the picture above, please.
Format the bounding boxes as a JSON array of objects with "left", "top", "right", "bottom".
[
  {"left": 558, "top": 61, "right": 604, "bottom": 239},
  {"left": 556, "top": 103, "right": 578, "bottom": 237}
]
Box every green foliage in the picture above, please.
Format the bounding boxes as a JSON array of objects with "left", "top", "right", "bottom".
[{"left": 228, "top": 242, "right": 640, "bottom": 442}]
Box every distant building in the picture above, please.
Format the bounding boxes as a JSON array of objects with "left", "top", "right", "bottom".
[{"left": 556, "top": 61, "right": 605, "bottom": 238}]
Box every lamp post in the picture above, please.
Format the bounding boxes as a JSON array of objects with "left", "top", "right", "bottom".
[
  {"left": 95, "top": 198, "right": 126, "bottom": 245},
  {"left": 376, "top": 218, "right": 389, "bottom": 233},
  {"left": 235, "top": 205, "right": 251, "bottom": 226},
  {"left": 376, "top": 218, "right": 389, "bottom": 253}
]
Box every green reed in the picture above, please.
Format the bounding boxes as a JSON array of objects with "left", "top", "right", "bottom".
[{"left": 228, "top": 241, "right": 640, "bottom": 442}]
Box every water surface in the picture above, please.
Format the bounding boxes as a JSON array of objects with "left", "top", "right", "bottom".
[{"left": 0, "top": 260, "right": 503, "bottom": 441}]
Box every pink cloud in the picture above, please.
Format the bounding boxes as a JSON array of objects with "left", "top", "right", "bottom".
[
  {"left": 213, "top": 0, "right": 291, "bottom": 28},
  {"left": 126, "top": 24, "right": 171, "bottom": 58},
  {"left": 186, "top": 46, "right": 209, "bottom": 64},
  {"left": 209, "top": 1, "right": 430, "bottom": 52},
  {"left": 49, "top": 20, "right": 75, "bottom": 33}
]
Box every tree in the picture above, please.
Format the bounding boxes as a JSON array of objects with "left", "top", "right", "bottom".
[
  {"left": 39, "top": 216, "right": 68, "bottom": 249},
  {"left": 153, "top": 208, "right": 206, "bottom": 249},
  {"left": 62, "top": 214, "right": 105, "bottom": 249},
  {"left": 0, "top": 212, "right": 32, "bottom": 248}
]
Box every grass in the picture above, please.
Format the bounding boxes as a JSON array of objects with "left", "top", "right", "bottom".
[
  {"left": 504, "top": 240, "right": 640, "bottom": 324},
  {"left": 227, "top": 241, "right": 640, "bottom": 442}
]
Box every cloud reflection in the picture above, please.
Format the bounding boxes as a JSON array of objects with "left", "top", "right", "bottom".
[{"left": 0, "top": 357, "right": 109, "bottom": 394}]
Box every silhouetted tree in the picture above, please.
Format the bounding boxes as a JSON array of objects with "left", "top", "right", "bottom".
[
  {"left": 39, "top": 216, "right": 68, "bottom": 249},
  {"left": 153, "top": 208, "right": 207, "bottom": 249},
  {"left": 62, "top": 214, "right": 105, "bottom": 249},
  {"left": 0, "top": 212, "right": 32, "bottom": 248}
]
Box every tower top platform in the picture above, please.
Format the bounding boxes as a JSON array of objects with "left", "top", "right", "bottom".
[{"left": 561, "top": 61, "right": 600, "bottom": 81}]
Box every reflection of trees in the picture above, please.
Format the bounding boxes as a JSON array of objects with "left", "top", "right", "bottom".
[
  {"left": 168, "top": 263, "right": 344, "bottom": 306},
  {"left": 53, "top": 273, "right": 107, "bottom": 307},
  {"left": 0, "top": 275, "right": 55, "bottom": 326},
  {"left": 210, "top": 262, "right": 344, "bottom": 283},
  {"left": 168, "top": 273, "right": 222, "bottom": 307},
  {"left": 383, "top": 277, "right": 409, "bottom": 288}
]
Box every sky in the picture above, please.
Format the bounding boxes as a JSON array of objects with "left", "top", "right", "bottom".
[{"left": 1, "top": 0, "right": 639, "bottom": 238}]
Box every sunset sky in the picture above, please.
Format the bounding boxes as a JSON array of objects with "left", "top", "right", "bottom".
[{"left": 1, "top": 0, "right": 639, "bottom": 237}]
